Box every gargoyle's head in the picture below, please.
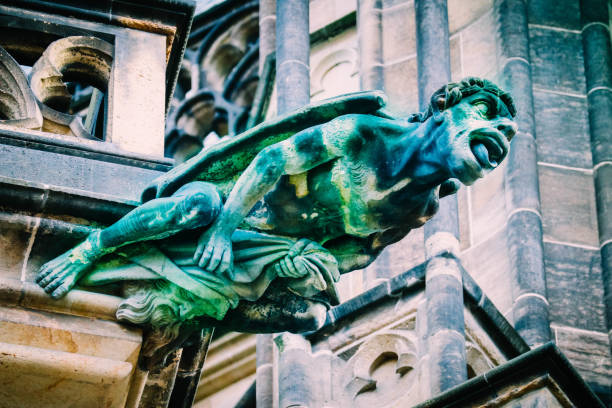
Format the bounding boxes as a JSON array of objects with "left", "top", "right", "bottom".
[{"left": 410, "top": 77, "right": 517, "bottom": 186}]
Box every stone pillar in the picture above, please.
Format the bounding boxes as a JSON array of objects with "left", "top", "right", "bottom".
[
  {"left": 256, "top": 2, "right": 311, "bottom": 407},
  {"left": 256, "top": 334, "right": 276, "bottom": 408},
  {"left": 415, "top": 0, "right": 467, "bottom": 395},
  {"left": 357, "top": 0, "right": 384, "bottom": 91},
  {"left": 275, "top": 333, "right": 314, "bottom": 408},
  {"left": 580, "top": 0, "right": 612, "bottom": 351},
  {"left": 416, "top": 0, "right": 459, "bottom": 246},
  {"left": 259, "top": 0, "right": 276, "bottom": 75},
  {"left": 425, "top": 255, "right": 467, "bottom": 395},
  {"left": 495, "top": 0, "right": 551, "bottom": 347},
  {"left": 255, "top": 2, "right": 277, "bottom": 401},
  {"left": 358, "top": 0, "right": 392, "bottom": 286},
  {"left": 276, "top": 0, "right": 310, "bottom": 114}
]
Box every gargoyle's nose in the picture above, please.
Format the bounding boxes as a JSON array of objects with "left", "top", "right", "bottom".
[{"left": 497, "top": 120, "right": 518, "bottom": 140}]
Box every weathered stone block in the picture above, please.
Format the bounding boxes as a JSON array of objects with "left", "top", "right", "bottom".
[
  {"left": 505, "top": 133, "right": 540, "bottom": 212},
  {"left": 382, "top": 0, "right": 411, "bottom": 9},
  {"left": 533, "top": 90, "right": 592, "bottom": 168},
  {"left": 383, "top": 57, "right": 419, "bottom": 114},
  {"left": 469, "top": 162, "right": 506, "bottom": 246},
  {"left": 107, "top": 30, "right": 166, "bottom": 156},
  {"left": 0, "top": 142, "right": 165, "bottom": 202},
  {"left": 369, "top": 227, "right": 425, "bottom": 279},
  {"left": 461, "top": 227, "right": 514, "bottom": 315},
  {"left": 544, "top": 242, "right": 606, "bottom": 332},
  {"left": 527, "top": 0, "right": 580, "bottom": 30},
  {"left": 460, "top": 9, "right": 498, "bottom": 78},
  {"left": 450, "top": 35, "right": 462, "bottom": 80},
  {"left": 310, "top": 0, "right": 356, "bottom": 33},
  {"left": 457, "top": 186, "right": 470, "bottom": 249},
  {"left": 538, "top": 164, "right": 599, "bottom": 247},
  {"left": 529, "top": 27, "right": 586, "bottom": 95},
  {"left": 554, "top": 325, "right": 612, "bottom": 387},
  {"left": 382, "top": 2, "right": 416, "bottom": 62},
  {"left": 448, "top": 0, "right": 492, "bottom": 34}
]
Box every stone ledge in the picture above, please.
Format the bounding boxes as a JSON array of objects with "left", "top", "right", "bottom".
[
  {"left": 0, "top": 277, "right": 121, "bottom": 321},
  {"left": 0, "top": 124, "right": 173, "bottom": 170},
  {"left": 0, "top": 176, "right": 137, "bottom": 223},
  {"left": 413, "top": 342, "right": 605, "bottom": 408}
]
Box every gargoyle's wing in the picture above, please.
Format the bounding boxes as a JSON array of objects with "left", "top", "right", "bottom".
[{"left": 141, "top": 91, "right": 387, "bottom": 202}]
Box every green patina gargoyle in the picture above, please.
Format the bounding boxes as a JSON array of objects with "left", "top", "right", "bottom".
[{"left": 36, "top": 77, "right": 516, "bottom": 361}]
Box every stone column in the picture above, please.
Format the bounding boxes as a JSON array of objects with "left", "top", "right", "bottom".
[
  {"left": 259, "top": 0, "right": 276, "bottom": 75},
  {"left": 416, "top": 0, "right": 459, "bottom": 248},
  {"left": 357, "top": 0, "right": 384, "bottom": 91},
  {"left": 256, "top": 334, "right": 276, "bottom": 408},
  {"left": 275, "top": 333, "right": 315, "bottom": 408},
  {"left": 495, "top": 0, "right": 551, "bottom": 347},
  {"left": 255, "top": 1, "right": 277, "bottom": 403},
  {"left": 358, "top": 0, "right": 392, "bottom": 285},
  {"left": 276, "top": 0, "right": 310, "bottom": 114},
  {"left": 415, "top": 0, "right": 467, "bottom": 395},
  {"left": 257, "top": 2, "right": 311, "bottom": 407},
  {"left": 580, "top": 0, "right": 612, "bottom": 351}
]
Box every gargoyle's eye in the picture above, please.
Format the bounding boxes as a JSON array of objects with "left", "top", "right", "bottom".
[{"left": 473, "top": 100, "right": 493, "bottom": 118}]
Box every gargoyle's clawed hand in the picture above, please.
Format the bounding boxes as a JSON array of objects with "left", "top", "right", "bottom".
[
  {"left": 193, "top": 226, "right": 233, "bottom": 275},
  {"left": 35, "top": 245, "right": 96, "bottom": 298}
]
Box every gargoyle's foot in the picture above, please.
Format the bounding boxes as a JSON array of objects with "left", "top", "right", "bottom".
[{"left": 35, "top": 238, "right": 100, "bottom": 299}]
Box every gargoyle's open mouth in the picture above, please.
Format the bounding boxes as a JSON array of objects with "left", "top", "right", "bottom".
[{"left": 470, "top": 131, "right": 506, "bottom": 169}]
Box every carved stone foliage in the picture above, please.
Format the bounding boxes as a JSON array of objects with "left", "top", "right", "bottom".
[
  {"left": 165, "top": 1, "right": 260, "bottom": 163},
  {"left": 0, "top": 34, "right": 113, "bottom": 140}
]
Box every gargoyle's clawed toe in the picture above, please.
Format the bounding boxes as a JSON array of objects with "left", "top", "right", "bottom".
[{"left": 35, "top": 251, "right": 92, "bottom": 298}]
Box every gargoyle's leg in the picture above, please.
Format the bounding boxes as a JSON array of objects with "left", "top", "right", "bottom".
[{"left": 36, "top": 182, "right": 222, "bottom": 298}]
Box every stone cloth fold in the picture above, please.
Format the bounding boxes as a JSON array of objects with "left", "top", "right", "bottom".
[{"left": 81, "top": 230, "right": 340, "bottom": 321}]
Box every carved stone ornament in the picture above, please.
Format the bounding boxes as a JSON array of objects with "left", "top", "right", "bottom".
[
  {"left": 28, "top": 36, "right": 113, "bottom": 139},
  {"left": 344, "top": 331, "right": 418, "bottom": 405},
  {"left": 0, "top": 46, "right": 42, "bottom": 129},
  {"left": 35, "top": 77, "right": 517, "bottom": 365}
]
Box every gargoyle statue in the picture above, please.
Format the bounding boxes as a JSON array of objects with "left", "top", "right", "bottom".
[{"left": 36, "top": 77, "right": 516, "bottom": 363}]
